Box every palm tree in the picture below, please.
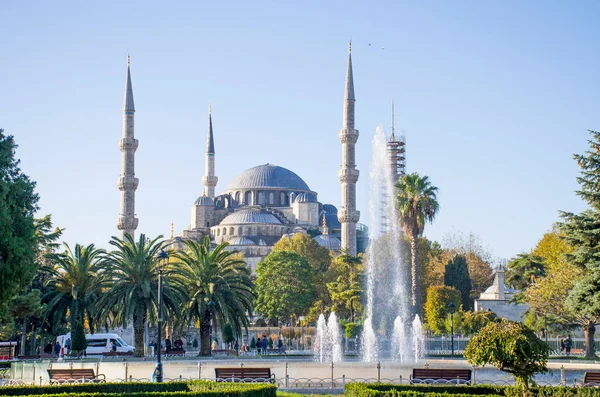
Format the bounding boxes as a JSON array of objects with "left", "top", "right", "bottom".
[
  {"left": 44, "top": 243, "right": 105, "bottom": 335},
  {"left": 395, "top": 173, "right": 439, "bottom": 314},
  {"left": 96, "top": 234, "right": 185, "bottom": 357},
  {"left": 170, "top": 237, "right": 254, "bottom": 356}
]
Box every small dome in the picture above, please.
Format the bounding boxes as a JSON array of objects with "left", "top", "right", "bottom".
[
  {"left": 228, "top": 237, "right": 256, "bottom": 246},
  {"left": 313, "top": 235, "right": 341, "bottom": 251},
  {"left": 220, "top": 209, "right": 282, "bottom": 225},
  {"left": 294, "top": 192, "right": 317, "bottom": 203},
  {"left": 322, "top": 204, "right": 338, "bottom": 214},
  {"left": 194, "top": 196, "right": 214, "bottom": 206}
]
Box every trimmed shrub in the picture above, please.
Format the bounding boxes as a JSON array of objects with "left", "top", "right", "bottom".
[{"left": 0, "top": 381, "right": 276, "bottom": 397}]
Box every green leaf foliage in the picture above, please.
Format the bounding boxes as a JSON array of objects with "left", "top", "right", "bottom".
[
  {"left": 0, "top": 381, "right": 276, "bottom": 397},
  {"left": 424, "top": 285, "right": 461, "bottom": 335},
  {"left": 255, "top": 251, "right": 314, "bottom": 322},
  {"left": 505, "top": 253, "right": 546, "bottom": 293},
  {"left": 464, "top": 319, "right": 549, "bottom": 393},
  {"left": 0, "top": 130, "right": 39, "bottom": 319},
  {"left": 460, "top": 310, "right": 500, "bottom": 336},
  {"left": 444, "top": 255, "right": 473, "bottom": 310}
]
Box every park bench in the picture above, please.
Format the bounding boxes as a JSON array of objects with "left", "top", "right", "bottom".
[
  {"left": 570, "top": 348, "right": 584, "bottom": 355},
  {"left": 47, "top": 368, "right": 106, "bottom": 384},
  {"left": 215, "top": 367, "right": 273, "bottom": 382},
  {"left": 17, "top": 355, "right": 40, "bottom": 360},
  {"left": 212, "top": 349, "right": 237, "bottom": 356},
  {"left": 165, "top": 347, "right": 185, "bottom": 356},
  {"left": 410, "top": 368, "right": 472, "bottom": 385},
  {"left": 584, "top": 372, "right": 600, "bottom": 386}
]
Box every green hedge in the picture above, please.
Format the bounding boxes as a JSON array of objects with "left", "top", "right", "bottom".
[
  {"left": 0, "top": 381, "right": 276, "bottom": 397},
  {"left": 345, "top": 383, "right": 600, "bottom": 397},
  {"left": 345, "top": 383, "right": 505, "bottom": 397}
]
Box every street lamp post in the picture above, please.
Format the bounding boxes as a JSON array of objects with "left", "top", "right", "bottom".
[
  {"left": 153, "top": 249, "right": 169, "bottom": 383},
  {"left": 448, "top": 302, "right": 456, "bottom": 358}
]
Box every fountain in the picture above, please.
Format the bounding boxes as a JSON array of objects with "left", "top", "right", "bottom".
[
  {"left": 315, "top": 312, "right": 343, "bottom": 362},
  {"left": 361, "top": 126, "right": 422, "bottom": 363}
]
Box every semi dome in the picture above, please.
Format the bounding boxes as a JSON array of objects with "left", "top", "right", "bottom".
[
  {"left": 322, "top": 204, "right": 338, "bottom": 214},
  {"left": 226, "top": 164, "right": 311, "bottom": 191},
  {"left": 294, "top": 192, "right": 317, "bottom": 203},
  {"left": 228, "top": 237, "right": 256, "bottom": 246},
  {"left": 313, "top": 235, "right": 341, "bottom": 251},
  {"left": 194, "top": 196, "right": 214, "bottom": 206},
  {"left": 220, "top": 209, "right": 282, "bottom": 225}
]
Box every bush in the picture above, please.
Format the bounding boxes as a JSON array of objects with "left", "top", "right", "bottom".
[
  {"left": 0, "top": 381, "right": 276, "bottom": 397},
  {"left": 345, "top": 383, "right": 505, "bottom": 397}
]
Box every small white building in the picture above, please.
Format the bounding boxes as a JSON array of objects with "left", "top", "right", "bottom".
[{"left": 474, "top": 264, "right": 529, "bottom": 322}]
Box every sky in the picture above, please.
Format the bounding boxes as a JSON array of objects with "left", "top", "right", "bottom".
[{"left": 1, "top": 0, "right": 598, "bottom": 261}]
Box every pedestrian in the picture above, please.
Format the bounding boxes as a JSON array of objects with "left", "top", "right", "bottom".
[
  {"left": 149, "top": 339, "right": 157, "bottom": 356},
  {"left": 565, "top": 334, "right": 573, "bottom": 355},
  {"left": 53, "top": 341, "right": 61, "bottom": 357},
  {"left": 277, "top": 337, "right": 283, "bottom": 354},
  {"left": 257, "top": 337, "right": 262, "bottom": 355},
  {"left": 234, "top": 340, "right": 239, "bottom": 353},
  {"left": 65, "top": 337, "right": 72, "bottom": 356},
  {"left": 560, "top": 338, "right": 565, "bottom": 353},
  {"left": 261, "top": 335, "right": 268, "bottom": 355}
]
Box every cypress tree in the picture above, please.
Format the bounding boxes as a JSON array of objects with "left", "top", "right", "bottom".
[{"left": 444, "top": 254, "right": 473, "bottom": 310}]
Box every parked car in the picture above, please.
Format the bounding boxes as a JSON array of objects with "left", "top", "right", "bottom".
[{"left": 56, "top": 333, "right": 134, "bottom": 355}]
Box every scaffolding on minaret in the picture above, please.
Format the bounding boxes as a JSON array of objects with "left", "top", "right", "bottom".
[{"left": 381, "top": 100, "right": 406, "bottom": 234}]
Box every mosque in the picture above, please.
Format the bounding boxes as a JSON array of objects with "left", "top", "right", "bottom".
[{"left": 116, "top": 44, "right": 403, "bottom": 270}]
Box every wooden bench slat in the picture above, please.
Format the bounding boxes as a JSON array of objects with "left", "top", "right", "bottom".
[
  {"left": 215, "top": 367, "right": 272, "bottom": 381},
  {"left": 584, "top": 372, "right": 600, "bottom": 384},
  {"left": 48, "top": 369, "right": 105, "bottom": 383}
]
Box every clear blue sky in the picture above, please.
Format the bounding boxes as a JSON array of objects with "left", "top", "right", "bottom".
[{"left": 2, "top": 0, "right": 597, "bottom": 260}]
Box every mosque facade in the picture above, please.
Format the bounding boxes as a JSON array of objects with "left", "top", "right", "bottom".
[{"left": 118, "top": 45, "right": 379, "bottom": 270}]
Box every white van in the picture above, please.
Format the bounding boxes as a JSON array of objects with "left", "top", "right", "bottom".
[{"left": 57, "top": 333, "right": 135, "bottom": 355}]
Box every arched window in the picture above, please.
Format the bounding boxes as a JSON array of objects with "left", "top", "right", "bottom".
[
  {"left": 280, "top": 192, "right": 286, "bottom": 206},
  {"left": 268, "top": 192, "right": 275, "bottom": 205},
  {"left": 235, "top": 192, "right": 241, "bottom": 202},
  {"left": 238, "top": 227, "right": 242, "bottom": 235},
  {"left": 230, "top": 227, "right": 234, "bottom": 235},
  {"left": 217, "top": 229, "right": 220, "bottom": 236},
  {"left": 223, "top": 228, "right": 227, "bottom": 236},
  {"left": 258, "top": 191, "right": 266, "bottom": 205},
  {"left": 244, "top": 191, "right": 251, "bottom": 205}
]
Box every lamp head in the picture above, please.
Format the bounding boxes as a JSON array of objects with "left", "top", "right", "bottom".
[{"left": 448, "top": 302, "right": 456, "bottom": 312}]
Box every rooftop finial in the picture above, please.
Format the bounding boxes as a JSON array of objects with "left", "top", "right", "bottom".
[
  {"left": 127, "top": 53, "right": 130, "bottom": 66},
  {"left": 390, "top": 99, "right": 396, "bottom": 142},
  {"left": 322, "top": 215, "right": 329, "bottom": 235},
  {"left": 209, "top": 103, "right": 212, "bottom": 114},
  {"left": 348, "top": 39, "right": 352, "bottom": 53}
]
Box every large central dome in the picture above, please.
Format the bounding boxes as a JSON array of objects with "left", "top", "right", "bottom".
[{"left": 226, "top": 164, "right": 311, "bottom": 191}]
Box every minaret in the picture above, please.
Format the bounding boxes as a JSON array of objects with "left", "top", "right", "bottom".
[
  {"left": 338, "top": 41, "right": 360, "bottom": 256},
  {"left": 387, "top": 100, "right": 406, "bottom": 183},
  {"left": 117, "top": 55, "right": 139, "bottom": 239},
  {"left": 202, "top": 105, "right": 218, "bottom": 198}
]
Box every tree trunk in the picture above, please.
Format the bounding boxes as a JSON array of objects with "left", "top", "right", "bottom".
[
  {"left": 20, "top": 318, "right": 27, "bottom": 356},
  {"left": 30, "top": 324, "right": 37, "bottom": 355},
  {"left": 200, "top": 309, "right": 211, "bottom": 356},
  {"left": 133, "top": 311, "right": 145, "bottom": 357},
  {"left": 410, "top": 232, "right": 420, "bottom": 315},
  {"left": 584, "top": 321, "right": 596, "bottom": 359}
]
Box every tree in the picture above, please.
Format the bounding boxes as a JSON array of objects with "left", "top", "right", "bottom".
[
  {"left": 97, "top": 234, "right": 185, "bottom": 357},
  {"left": 0, "top": 130, "right": 39, "bottom": 319},
  {"left": 70, "top": 299, "right": 87, "bottom": 357},
  {"left": 273, "top": 234, "right": 333, "bottom": 318},
  {"left": 444, "top": 255, "right": 473, "bottom": 310},
  {"left": 170, "top": 237, "right": 254, "bottom": 356},
  {"left": 9, "top": 290, "right": 43, "bottom": 355},
  {"left": 460, "top": 310, "right": 499, "bottom": 336},
  {"left": 558, "top": 130, "right": 600, "bottom": 358},
  {"left": 222, "top": 323, "right": 235, "bottom": 348},
  {"left": 327, "top": 254, "right": 363, "bottom": 322},
  {"left": 395, "top": 173, "right": 439, "bottom": 314},
  {"left": 505, "top": 253, "right": 546, "bottom": 292},
  {"left": 255, "top": 251, "right": 314, "bottom": 322},
  {"left": 44, "top": 243, "right": 104, "bottom": 334},
  {"left": 464, "top": 319, "right": 549, "bottom": 395},
  {"left": 424, "top": 285, "right": 461, "bottom": 335},
  {"left": 441, "top": 231, "right": 494, "bottom": 300}
]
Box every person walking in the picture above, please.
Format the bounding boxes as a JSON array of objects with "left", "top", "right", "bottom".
[
  {"left": 565, "top": 335, "right": 573, "bottom": 355},
  {"left": 261, "top": 335, "right": 268, "bottom": 355},
  {"left": 53, "top": 341, "right": 61, "bottom": 357},
  {"left": 257, "top": 337, "right": 262, "bottom": 355},
  {"left": 65, "top": 337, "right": 72, "bottom": 356},
  {"left": 277, "top": 337, "right": 283, "bottom": 354}
]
